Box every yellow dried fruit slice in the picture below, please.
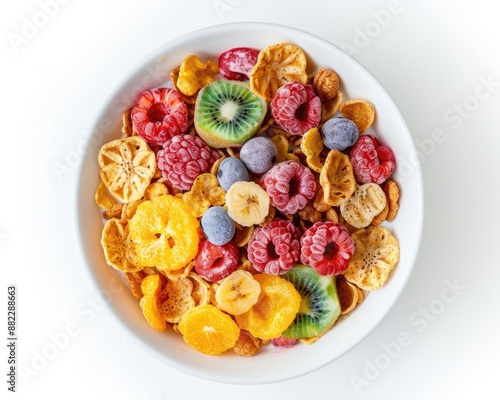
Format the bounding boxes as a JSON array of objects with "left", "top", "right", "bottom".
[
  {"left": 300, "top": 128, "right": 324, "bottom": 173},
  {"left": 319, "top": 149, "right": 356, "bottom": 206},
  {"left": 98, "top": 136, "right": 156, "bottom": 203},
  {"left": 101, "top": 218, "right": 143, "bottom": 273},
  {"left": 128, "top": 195, "right": 200, "bottom": 271},
  {"left": 250, "top": 43, "right": 308, "bottom": 102},
  {"left": 343, "top": 226, "right": 400, "bottom": 291},
  {"left": 139, "top": 274, "right": 166, "bottom": 332},
  {"left": 340, "top": 183, "right": 387, "bottom": 228}
]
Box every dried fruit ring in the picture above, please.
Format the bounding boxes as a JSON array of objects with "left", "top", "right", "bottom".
[
  {"left": 128, "top": 195, "right": 200, "bottom": 271},
  {"left": 271, "top": 81, "right": 322, "bottom": 137},
  {"left": 98, "top": 136, "right": 156, "bottom": 203},
  {"left": 131, "top": 87, "right": 188, "bottom": 146}
]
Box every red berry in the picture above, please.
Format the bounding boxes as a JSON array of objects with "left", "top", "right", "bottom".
[
  {"left": 247, "top": 218, "right": 301, "bottom": 275},
  {"left": 218, "top": 47, "right": 259, "bottom": 81},
  {"left": 271, "top": 336, "right": 298, "bottom": 348},
  {"left": 300, "top": 222, "right": 355, "bottom": 276},
  {"left": 350, "top": 135, "right": 396, "bottom": 184},
  {"left": 131, "top": 88, "right": 188, "bottom": 145},
  {"left": 271, "top": 81, "right": 321, "bottom": 136},
  {"left": 195, "top": 239, "right": 239, "bottom": 282},
  {"left": 157, "top": 135, "right": 219, "bottom": 191},
  {"left": 260, "top": 161, "right": 316, "bottom": 214}
]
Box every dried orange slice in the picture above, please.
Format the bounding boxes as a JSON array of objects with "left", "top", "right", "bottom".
[
  {"left": 140, "top": 274, "right": 166, "bottom": 332},
  {"left": 250, "top": 43, "right": 308, "bottom": 102},
  {"left": 98, "top": 136, "right": 156, "bottom": 203},
  {"left": 128, "top": 195, "right": 200, "bottom": 271},
  {"left": 101, "top": 218, "right": 143, "bottom": 273},
  {"left": 178, "top": 304, "right": 240, "bottom": 355},
  {"left": 235, "top": 274, "right": 301, "bottom": 340}
]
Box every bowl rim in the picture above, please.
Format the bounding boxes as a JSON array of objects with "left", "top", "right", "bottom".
[{"left": 74, "top": 21, "right": 424, "bottom": 384}]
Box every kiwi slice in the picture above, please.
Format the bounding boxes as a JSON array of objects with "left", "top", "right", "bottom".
[
  {"left": 281, "top": 265, "right": 341, "bottom": 339},
  {"left": 194, "top": 79, "right": 267, "bottom": 148}
]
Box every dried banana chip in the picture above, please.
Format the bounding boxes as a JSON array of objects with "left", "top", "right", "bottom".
[
  {"left": 340, "top": 183, "right": 387, "bottom": 228},
  {"left": 98, "top": 136, "right": 156, "bottom": 203},
  {"left": 343, "top": 226, "right": 400, "bottom": 291}
]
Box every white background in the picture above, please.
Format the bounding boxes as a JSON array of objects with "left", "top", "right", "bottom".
[{"left": 2, "top": 0, "right": 500, "bottom": 399}]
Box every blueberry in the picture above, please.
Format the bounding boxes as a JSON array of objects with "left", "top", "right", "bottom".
[
  {"left": 201, "top": 206, "right": 236, "bottom": 246},
  {"left": 239, "top": 137, "right": 278, "bottom": 175},
  {"left": 321, "top": 117, "right": 359, "bottom": 151},
  {"left": 216, "top": 157, "right": 249, "bottom": 191}
]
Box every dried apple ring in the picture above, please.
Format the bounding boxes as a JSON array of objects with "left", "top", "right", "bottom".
[
  {"left": 343, "top": 226, "right": 400, "bottom": 291},
  {"left": 98, "top": 136, "right": 156, "bottom": 203}
]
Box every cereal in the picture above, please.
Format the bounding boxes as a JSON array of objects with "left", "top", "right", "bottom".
[
  {"left": 321, "top": 90, "right": 343, "bottom": 124},
  {"left": 182, "top": 173, "right": 226, "bottom": 218},
  {"left": 94, "top": 42, "right": 403, "bottom": 357},
  {"left": 312, "top": 68, "right": 340, "bottom": 102},
  {"left": 336, "top": 274, "right": 360, "bottom": 314},
  {"left": 176, "top": 55, "right": 219, "bottom": 96},
  {"left": 95, "top": 181, "right": 117, "bottom": 210},
  {"left": 232, "top": 330, "right": 262, "bottom": 357},
  {"left": 384, "top": 180, "right": 400, "bottom": 222},
  {"left": 339, "top": 99, "right": 375, "bottom": 133},
  {"left": 159, "top": 277, "right": 196, "bottom": 323}
]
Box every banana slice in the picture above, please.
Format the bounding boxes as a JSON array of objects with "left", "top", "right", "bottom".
[
  {"left": 225, "top": 181, "right": 270, "bottom": 226},
  {"left": 215, "top": 270, "right": 261, "bottom": 315}
]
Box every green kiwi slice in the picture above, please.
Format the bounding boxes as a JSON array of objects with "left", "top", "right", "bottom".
[
  {"left": 194, "top": 79, "right": 267, "bottom": 148},
  {"left": 281, "top": 265, "right": 341, "bottom": 339}
]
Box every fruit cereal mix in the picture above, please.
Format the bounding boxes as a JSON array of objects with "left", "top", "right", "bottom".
[{"left": 94, "top": 42, "right": 402, "bottom": 356}]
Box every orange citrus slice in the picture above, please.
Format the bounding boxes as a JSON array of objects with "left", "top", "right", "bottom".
[
  {"left": 128, "top": 195, "right": 199, "bottom": 271},
  {"left": 235, "top": 274, "right": 301, "bottom": 339},
  {"left": 178, "top": 304, "right": 240, "bottom": 355}
]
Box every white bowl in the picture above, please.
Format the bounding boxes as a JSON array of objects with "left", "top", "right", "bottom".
[{"left": 75, "top": 22, "right": 423, "bottom": 384}]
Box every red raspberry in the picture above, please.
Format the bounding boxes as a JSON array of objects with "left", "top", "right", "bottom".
[
  {"left": 218, "top": 47, "right": 259, "bottom": 81},
  {"left": 247, "top": 218, "right": 301, "bottom": 275},
  {"left": 157, "top": 135, "right": 219, "bottom": 191},
  {"left": 195, "top": 239, "right": 239, "bottom": 282},
  {"left": 271, "top": 81, "right": 321, "bottom": 136},
  {"left": 260, "top": 161, "right": 316, "bottom": 214},
  {"left": 131, "top": 88, "right": 188, "bottom": 146},
  {"left": 271, "top": 336, "right": 298, "bottom": 348},
  {"left": 350, "top": 135, "right": 396, "bottom": 184},
  {"left": 300, "top": 221, "right": 355, "bottom": 276}
]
